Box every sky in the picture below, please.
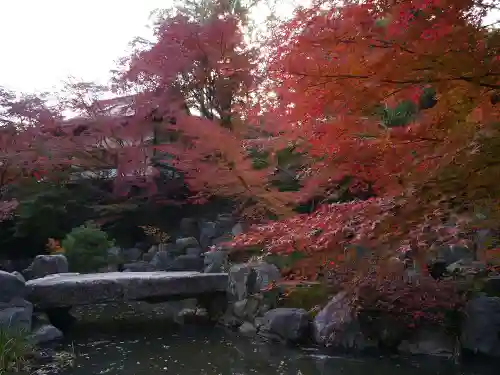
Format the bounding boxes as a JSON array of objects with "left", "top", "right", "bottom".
[
  {"left": 0, "top": 0, "right": 301, "bottom": 96},
  {"left": 0, "top": 0, "right": 172, "bottom": 94},
  {"left": 1, "top": 1, "right": 496, "bottom": 96}
]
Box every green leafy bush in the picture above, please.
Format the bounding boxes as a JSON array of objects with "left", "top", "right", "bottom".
[
  {"left": 0, "top": 328, "right": 32, "bottom": 373},
  {"left": 62, "top": 221, "right": 115, "bottom": 273}
]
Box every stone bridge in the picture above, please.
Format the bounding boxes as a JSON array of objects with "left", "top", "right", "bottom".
[{"left": 26, "top": 272, "right": 229, "bottom": 330}]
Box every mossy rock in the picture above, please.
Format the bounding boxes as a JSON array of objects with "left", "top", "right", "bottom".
[{"left": 278, "top": 283, "right": 330, "bottom": 312}]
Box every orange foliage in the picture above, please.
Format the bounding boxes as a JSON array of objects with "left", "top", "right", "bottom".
[{"left": 227, "top": 0, "right": 500, "bottom": 274}]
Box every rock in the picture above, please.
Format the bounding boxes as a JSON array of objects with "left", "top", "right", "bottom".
[
  {"left": 26, "top": 272, "right": 228, "bottom": 309},
  {"left": 398, "top": 328, "right": 455, "bottom": 357},
  {"left": 24, "top": 255, "right": 69, "bottom": 280},
  {"left": 179, "top": 217, "right": 199, "bottom": 237},
  {"left": 239, "top": 321, "right": 257, "bottom": 335},
  {"left": 123, "top": 261, "right": 157, "bottom": 272},
  {"left": 12, "top": 271, "right": 26, "bottom": 283},
  {"left": 32, "top": 312, "right": 51, "bottom": 326},
  {"left": 446, "top": 259, "right": 487, "bottom": 276},
  {"left": 150, "top": 250, "right": 174, "bottom": 271},
  {"left": 121, "top": 248, "right": 142, "bottom": 263},
  {"left": 483, "top": 276, "right": 500, "bottom": 296},
  {"left": 461, "top": 295, "right": 500, "bottom": 357},
  {"left": 169, "top": 255, "right": 204, "bottom": 272},
  {"left": 176, "top": 237, "right": 200, "bottom": 251},
  {"left": 31, "top": 324, "right": 64, "bottom": 344},
  {"left": 432, "top": 245, "right": 474, "bottom": 266},
  {"left": 161, "top": 243, "right": 184, "bottom": 256},
  {"left": 107, "top": 246, "right": 122, "bottom": 261},
  {"left": 0, "top": 297, "right": 32, "bottom": 310},
  {"left": 228, "top": 262, "right": 280, "bottom": 301},
  {"left": 313, "top": 292, "right": 374, "bottom": 350},
  {"left": 0, "top": 299, "right": 33, "bottom": 332},
  {"left": 259, "top": 308, "right": 310, "bottom": 343},
  {"left": 211, "top": 235, "right": 233, "bottom": 248},
  {"left": 98, "top": 264, "right": 118, "bottom": 273},
  {"left": 232, "top": 223, "right": 244, "bottom": 236},
  {"left": 37, "top": 273, "right": 80, "bottom": 279},
  {"left": 142, "top": 245, "right": 158, "bottom": 262},
  {"left": 233, "top": 296, "right": 262, "bottom": 321},
  {"left": 186, "top": 247, "right": 204, "bottom": 256},
  {"left": 216, "top": 214, "right": 235, "bottom": 232},
  {"left": 176, "top": 306, "right": 209, "bottom": 324},
  {"left": 218, "top": 311, "right": 243, "bottom": 328},
  {"left": 199, "top": 221, "right": 218, "bottom": 248},
  {"left": 154, "top": 299, "right": 198, "bottom": 321},
  {"left": 134, "top": 241, "right": 150, "bottom": 251},
  {"left": 0, "top": 270, "right": 25, "bottom": 302},
  {"left": 254, "top": 316, "right": 264, "bottom": 329},
  {"left": 203, "top": 250, "right": 228, "bottom": 273}
]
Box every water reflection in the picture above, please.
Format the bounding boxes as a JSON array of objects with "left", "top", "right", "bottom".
[{"left": 61, "top": 303, "right": 495, "bottom": 375}]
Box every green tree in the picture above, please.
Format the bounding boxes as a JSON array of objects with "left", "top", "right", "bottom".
[{"left": 62, "top": 221, "right": 115, "bottom": 273}]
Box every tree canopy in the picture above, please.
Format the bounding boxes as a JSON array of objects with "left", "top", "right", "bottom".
[{"left": 1, "top": 0, "right": 499, "bottom": 278}]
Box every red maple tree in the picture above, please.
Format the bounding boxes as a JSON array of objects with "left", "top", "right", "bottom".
[
  {"left": 2, "top": 1, "right": 499, "bottom": 291},
  {"left": 231, "top": 0, "right": 500, "bottom": 272}
]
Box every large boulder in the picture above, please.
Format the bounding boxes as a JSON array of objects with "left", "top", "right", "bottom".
[
  {"left": 430, "top": 245, "right": 474, "bottom": 266},
  {"left": 0, "top": 298, "right": 33, "bottom": 332},
  {"left": 483, "top": 276, "right": 500, "bottom": 296},
  {"left": 186, "top": 247, "right": 204, "bottom": 256},
  {"left": 259, "top": 308, "right": 310, "bottom": 343},
  {"left": 0, "top": 270, "right": 25, "bottom": 302},
  {"left": 203, "top": 250, "right": 229, "bottom": 273},
  {"left": 24, "top": 255, "right": 69, "bottom": 280},
  {"left": 121, "top": 248, "right": 142, "bottom": 263},
  {"left": 216, "top": 213, "right": 235, "bottom": 230},
  {"left": 313, "top": 292, "right": 374, "bottom": 351},
  {"left": 150, "top": 250, "right": 174, "bottom": 271},
  {"left": 228, "top": 262, "right": 280, "bottom": 301},
  {"left": 398, "top": 328, "right": 455, "bottom": 357},
  {"left": 107, "top": 246, "right": 122, "bottom": 262},
  {"left": 26, "top": 272, "right": 228, "bottom": 308},
  {"left": 461, "top": 295, "right": 500, "bottom": 357},
  {"left": 169, "top": 255, "right": 204, "bottom": 272},
  {"left": 239, "top": 321, "right": 257, "bottom": 336},
  {"left": 123, "top": 261, "right": 157, "bottom": 272},
  {"left": 199, "top": 221, "right": 218, "bottom": 248},
  {"left": 231, "top": 223, "right": 245, "bottom": 236},
  {"left": 179, "top": 217, "right": 199, "bottom": 238},
  {"left": 233, "top": 295, "right": 264, "bottom": 321},
  {"left": 142, "top": 245, "right": 158, "bottom": 262},
  {"left": 31, "top": 324, "right": 64, "bottom": 345},
  {"left": 176, "top": 237, "right": 200, "bottom": 251},
  {"left": 11, "top": 271, "right": 26, "bottom": 283}
]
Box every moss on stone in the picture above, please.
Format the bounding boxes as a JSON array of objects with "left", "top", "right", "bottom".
[{"left": 278, "top": 283, "right": 330, "bottom": 312}]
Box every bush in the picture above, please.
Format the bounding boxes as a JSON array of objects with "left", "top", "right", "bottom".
[
  {"left": 0, "top": 328, "right": 32, "bottom": 373},
  {"left": 62, "top": 221, "right": 115, "bottom": 273}
]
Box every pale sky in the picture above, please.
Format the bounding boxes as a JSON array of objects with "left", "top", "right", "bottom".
[
  {"left": 0, "top": 0, "right": 170, "bottom": 94},
  {"left": 0, "top": 0, "right": 302, "bottom": 95},
  {"left": 1, "top": 1, "right": 496, "bottom": 96}
]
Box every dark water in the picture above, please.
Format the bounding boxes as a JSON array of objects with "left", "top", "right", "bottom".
[{"left": 61, "top": 303, "right": 496, "bottom": 375}]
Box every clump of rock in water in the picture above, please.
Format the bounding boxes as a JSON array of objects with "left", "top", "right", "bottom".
[
  {"left": 216, "top": 258, "right": 500, "bottom": 360},
  {"left": 1, "top": 259, "right": 74, "bottom": 373},
  {"left": 97, "top": 214, "right": 242, "bottom": 274}
]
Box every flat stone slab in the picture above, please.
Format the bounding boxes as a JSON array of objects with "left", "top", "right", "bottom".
[{"left": 26, "top": 272, "right": 228, "bottom": 309}]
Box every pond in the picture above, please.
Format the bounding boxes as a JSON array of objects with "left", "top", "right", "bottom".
[{"left": 59, "top": 302, "right": 496, "bottom": 375}]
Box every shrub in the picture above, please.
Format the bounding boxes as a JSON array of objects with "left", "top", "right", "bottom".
[
  {"left": 62, "top": 221, "right": 115, "bottom": 273},
  {"left": 0, "top": 328, "right": 32, "bottom": 373}
]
